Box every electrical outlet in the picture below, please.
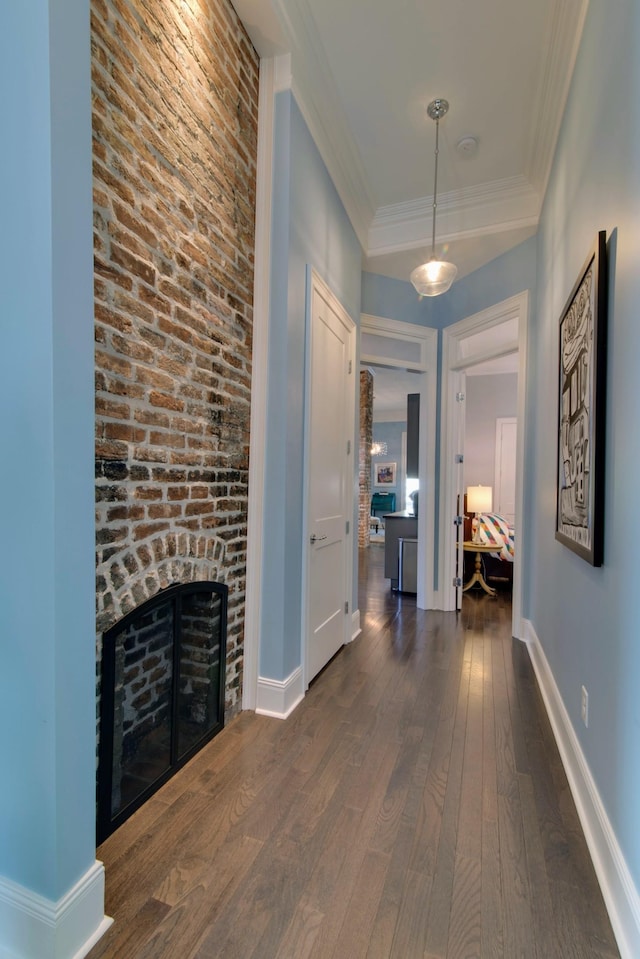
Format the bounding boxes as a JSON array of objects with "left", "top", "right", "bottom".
[{"left": 581, "top": 685, "right": 589, "bottom": 727}]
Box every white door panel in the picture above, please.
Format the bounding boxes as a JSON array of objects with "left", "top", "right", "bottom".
[{"left": 305, "top": 271, "right": 354, "bottom": 685}]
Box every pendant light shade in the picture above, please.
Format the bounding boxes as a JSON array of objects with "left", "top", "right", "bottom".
[
  {"left": 410, "top": 258, "right": 458, "bottom": 297},
  {"left": 411, "top": 98, "right": 458, "bottom": 297}
]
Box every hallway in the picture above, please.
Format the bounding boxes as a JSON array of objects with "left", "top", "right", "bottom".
[{"left": 89, "top": 545, "right": 619, "bottom": 958}]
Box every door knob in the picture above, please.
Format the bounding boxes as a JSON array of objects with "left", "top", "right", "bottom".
[{"left": 310, "top": 533, "right": 327, "bottom": 544}]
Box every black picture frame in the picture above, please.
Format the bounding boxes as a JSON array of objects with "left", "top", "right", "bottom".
[{"left": 555, "top": 231, "right": 608, "bottom": 566}]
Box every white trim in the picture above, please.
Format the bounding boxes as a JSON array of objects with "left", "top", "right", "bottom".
[
  {"left": 360, "top": 314, "right": 438, "bottom": 611},
  {"left": 243, "top": 56, "right": 283, "bottom": 711},
  {"left": 351, "top": 608, "right": 361, "bottom": 642},
  {"left": 526, "top": 0, "right": 590, "bottom": 198},
  {"left": 269, "top": 0, "right": 374, "bottom": 248},
  {"left": 523, "top": 620, "right": 640, "bottom": 959},
  {"left": 368, "top": 176, "right": 540, "bottom": 257},
  {"left": 255, "top": 667, "right": 304, "bottom": 719},
  {"left": 233, "top": 1, "right": 587, "bottom": 261},
  {"left": 0, "top": 861, "right": 112, "bottom": 959},
  {"left": 360, "top": 312, "right": 436, "bottom": 371},
  {"left": 438, "top": 291, "right": 528, "bottom": 640}
]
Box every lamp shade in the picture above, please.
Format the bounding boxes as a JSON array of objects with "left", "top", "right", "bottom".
[
  {"left": 410, "top": 258, "right": 458, "bottom": 297},
  {"left": 467, "top": 485, "right": 492, "bottom": 513}
]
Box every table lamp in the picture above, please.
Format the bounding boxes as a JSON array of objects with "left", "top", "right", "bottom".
[{"left": 467, "top": 485, "right": 492, "bottom": 543}]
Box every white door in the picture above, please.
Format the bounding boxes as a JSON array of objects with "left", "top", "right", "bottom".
[
  {"left": 494, "top": 417, "right": 517, "bottom": 524},
  {"left": 305, "top": 271, "right": 355, "bottom": 684}
]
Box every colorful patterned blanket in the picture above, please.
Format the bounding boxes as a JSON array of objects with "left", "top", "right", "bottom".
[{"left": 476, "top": 512, "right": 515, "bottom": 562}]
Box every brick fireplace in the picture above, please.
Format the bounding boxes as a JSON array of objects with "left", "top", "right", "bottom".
[{"left": 93, "top": 0, "right": 259, "bottom": 745}]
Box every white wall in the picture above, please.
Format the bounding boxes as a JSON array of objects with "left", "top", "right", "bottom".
[{"left": 464, "top": 373, "right": 517, "bottom": 489}]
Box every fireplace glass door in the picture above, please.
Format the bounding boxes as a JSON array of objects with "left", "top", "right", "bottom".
[{"left": 98, "top": 581, "right": 227, "bottom": 842}]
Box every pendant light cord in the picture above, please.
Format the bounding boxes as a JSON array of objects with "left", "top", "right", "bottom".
[{"left": 431, "top": 116, "right": 440, "bottom": 259}]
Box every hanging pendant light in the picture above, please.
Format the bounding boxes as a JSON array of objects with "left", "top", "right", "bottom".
[{"left": 410, "top": 98, "right": 458, "bottom": 297}]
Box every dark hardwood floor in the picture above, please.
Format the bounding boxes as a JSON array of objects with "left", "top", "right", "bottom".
[{"left": 89, "top": 543, "right": 619, "bottom": 958}]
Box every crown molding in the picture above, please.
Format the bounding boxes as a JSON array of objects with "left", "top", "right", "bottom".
[
  {"left": 526, "top": 0, "right": 590, "bottom": 197},
  {"left": 367, "top": 176, "right": 540, "bottom": 256},
  {"left": 231, "top": 0, "right": 289, "bottom": 57},
  {"left": 235, "top": 0, "right": 587, "bottom": 263},
  {"left": 233, "top": 0, "right": 374, "bottom": 246},
  {"left": 268, "top": 0, "right": 375, "bottom": 248}
]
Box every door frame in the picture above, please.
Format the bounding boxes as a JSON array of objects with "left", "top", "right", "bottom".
[
  {"left": 439, "top": 291, "right": 528, "bottom": 638},
  {"left": 301, "top": 268, "right": 356, "bottom": 690},
  {"left": 360, "top": 314, "right": 438, "bottom": 610}
]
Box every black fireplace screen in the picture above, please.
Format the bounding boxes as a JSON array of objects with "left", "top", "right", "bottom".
[{"left": 97, "top": 581, "right": 227, "bottom": 842}]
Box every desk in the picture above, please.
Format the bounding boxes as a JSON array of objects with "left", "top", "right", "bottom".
[{"left": 462, "top": 541, "right": 497, "bottom": 596}]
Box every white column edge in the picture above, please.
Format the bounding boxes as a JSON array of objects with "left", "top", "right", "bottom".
[
  {"left": 255, "top": 666, "right": 304, "bottom": 720},
  {"left": 0, "top": 860, "right": 112, "bottom": 959},
  {"left": 243, "top": 55, "right": 281, "bottom": 711}
]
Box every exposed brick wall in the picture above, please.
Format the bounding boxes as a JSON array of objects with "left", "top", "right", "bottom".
[
  {"left": 359, "top": 371, "right": 373, "bottom": 547},
  {"left": 92, "top": 0, "right": 259, "bottom": 718}
]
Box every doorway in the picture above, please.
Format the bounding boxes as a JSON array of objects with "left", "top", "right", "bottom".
[
  {"left": 439, "top": 292, "right": 528, "bottom": 638},
  {"left": 360, "top": 314, "right": 437, "bottom": 610}
]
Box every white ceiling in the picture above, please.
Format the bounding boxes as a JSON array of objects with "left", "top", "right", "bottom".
[{"left": 233, "top": 0, "right": 588, "bottom": 283}]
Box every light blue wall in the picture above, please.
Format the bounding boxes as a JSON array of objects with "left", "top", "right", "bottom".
[
  {"left": 260, "top": 91, "right": 362, "bottom": 680},
  {"left": 0, "top": 0, "right": 96, "bottom": 907},
  {"left": 439, "top": 236, "right": 537, "bottom": 330},
  {"left": 530, "top": 0, "right": 640, "bottom": 890},
  {"left": 362, "top": 235, "right": 537, "bottom": 331},
  {"left": 362, "top": 272, "right": 448, "bottom": 329}
]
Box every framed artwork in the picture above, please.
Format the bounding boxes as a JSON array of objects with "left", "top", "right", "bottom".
[
  {"left": 555, "top": 231, "right": 608, "bottom": 566},
  {"left": 374, "top": 462, "right": 397, "bottom": 487}
]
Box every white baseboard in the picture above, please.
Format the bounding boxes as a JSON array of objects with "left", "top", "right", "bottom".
[
  {"left": 523, "top": 619, "right": 640, "bottom": 959},
  {"left": 350, "top": 608, "right": 361, "bottom": 642},
  {"left": 255, "top": 666, "right": 304, "bottom": 719},
  {"left": 0, "top": 860, "right": 112, "bottom": 959}
]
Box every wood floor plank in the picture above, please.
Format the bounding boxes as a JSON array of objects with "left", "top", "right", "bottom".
[
  {"left": 494, "top": 637, "right": 538, "bottom": 959},
  {"left": 455, "top": 631, "right": 484, "bottom": 862},
  {"left": 447, "top": 854, "right": 482, "bottom": 959},
  {"left": 284, "top": 802, "right": 362, "bottom": 934},
  {"left": 142, "top": 835, "right": 264, "bottom": 959},
  {"left": 366, "top": 818, "right": 423, "bottom": 959},
  {"left": 87, "top": 895, "right": 171, "bottom": 959},
  {"left": 306, "top": 744, "right": 404, "bottom": 958},
  {"left": 422, "top": 626, "right": 472, "bottom": 958},
  {"left": 517, "top": 770, "right": 558, "bottom": 959},
  {"left": 480, "top": 818, "right": 504, "bottom": 959},
  {"left": 330, "top": 849, "right": 391, "bottom": 959},
  {"left": 88, "top": 550, "right": 620, "bottom": 959}
]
